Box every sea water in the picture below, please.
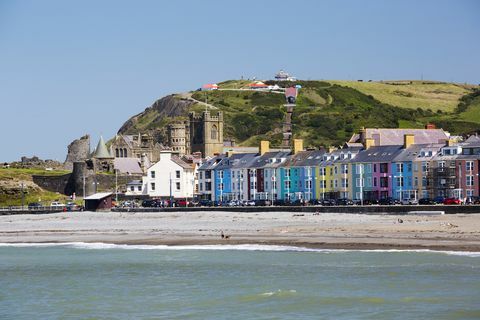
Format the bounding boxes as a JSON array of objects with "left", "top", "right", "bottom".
[{"left": 0, "top": 244, "right": 479, "bottom": 320}]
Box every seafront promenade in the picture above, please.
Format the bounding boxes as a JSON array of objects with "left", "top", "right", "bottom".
[{"left": 1, "top": 210, "right": 479, "bottom": 252}]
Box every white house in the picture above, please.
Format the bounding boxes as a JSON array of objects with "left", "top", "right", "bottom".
[{"left": 143, "top": 151, "right": 196, "bottom": 199}]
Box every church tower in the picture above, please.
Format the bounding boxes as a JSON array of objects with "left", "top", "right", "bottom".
[{"left": 189, "top": 111, "right": 223, "bottom": 157}]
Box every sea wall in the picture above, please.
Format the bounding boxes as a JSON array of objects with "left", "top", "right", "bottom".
[{"left": 112, "top": 205, "right": 480, "bottom": 215}]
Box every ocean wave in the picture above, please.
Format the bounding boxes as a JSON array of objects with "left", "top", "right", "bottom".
[{"left": 0, "top": 242, "right": 479, "bottom": 257}]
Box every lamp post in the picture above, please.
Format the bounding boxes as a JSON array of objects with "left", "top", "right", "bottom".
[
  {"left": 115, "top": 169, "right": 118, "bottom": 203},
  {"left": 359, "top": 164, "right": 364, "bottom": 206},
  {"left": 20, "top": 182, "right": 25, "bottom": 210},
  {"left": 169, "top": 172, "right": 173, "bottom": 207}
]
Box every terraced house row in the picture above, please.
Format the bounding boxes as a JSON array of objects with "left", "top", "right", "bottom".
[{"left": 197, "top": 128, "right": 480, "bottom": 203}]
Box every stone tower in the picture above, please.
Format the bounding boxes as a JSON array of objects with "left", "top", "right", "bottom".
[
  {"left": 167, "top": 122, "right": 191, "bottom": 155},
  {"left": 189, "top": 111, "right": 223, "bottom": 157}
]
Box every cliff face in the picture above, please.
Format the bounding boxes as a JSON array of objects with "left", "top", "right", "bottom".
[{"left": 117, "top": 95, "right": 195, "bottom": 135}]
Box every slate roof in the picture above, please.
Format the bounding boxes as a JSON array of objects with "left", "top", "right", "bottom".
[
  {"left": 354, "top": 145, "right": 404, "bottom": 163},
  {"left": 349, "top": 128, "right": 449, "bottom": 146},
  {"left": 84, "top": 192, "right": 113, "bottom": 200},
  {"left": 94, "top": 136, "right": 113, "bottom": 159},
  {"left": 198, "top": 155, "right": 226, "bottom": 170},
  {"left": 114, "top": 157, "right": 143, "bottom": 174},
  {"left": 171, "top": 156, "right": 193, "bottom": 170},
  {"left": 393, "top": 143, "right": 444, "bottom": 162}
]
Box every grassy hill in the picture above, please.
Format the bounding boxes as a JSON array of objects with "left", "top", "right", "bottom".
[
  {"left": 328, "top": 80, "right": 472, "bottom": 112},
  {"left": 0, "top": 168, "right": 71, "bottom": 206},
  {"left": 118, "top": 79, "right": 480, "bottom": 149}
]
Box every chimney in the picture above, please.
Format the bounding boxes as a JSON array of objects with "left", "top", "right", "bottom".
[
  {"left": 425, "top": 123, "right": 436, "bottom": 129},
  {"left": 359, "top": 127, "right": 366, "bottom": 143},
  {"left": 226, "top": 150, "right": 235, "bottom": 157},
  {"left": 293, "top": 139, "right": 304, "bottom": 155},
  {"left": 328, "top": 146, "right": 337, "bottom": 153},
  {"left": 159, "top": 150, "right": 172, "bottom": 161},
  {"left": 365, "top": 138, "right": 375, "bottom": 149},
  {"left": 447, "top": 138, "right": 456, "bottom": 146},
  {"left": 259, "top": 140, "right": 270, "bottom": 155},
  {"left": 404, "top": 134, "right": 415, "bottom": 149}
]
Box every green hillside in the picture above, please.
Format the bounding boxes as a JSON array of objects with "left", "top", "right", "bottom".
[
  {"left": 328, "top": 80, "right": 472, "bottom": 112},
  {"left": 118, "top": 79, "right": 480, "bottom": 149}
]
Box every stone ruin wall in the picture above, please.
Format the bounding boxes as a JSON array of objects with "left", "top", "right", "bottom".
[{"left": 64, "top": 135, "right": 90, "bottom": 171}]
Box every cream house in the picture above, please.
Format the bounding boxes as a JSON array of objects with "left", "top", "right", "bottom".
[{"left": 142, "top": 151, "right": 196, "bottom": 199}]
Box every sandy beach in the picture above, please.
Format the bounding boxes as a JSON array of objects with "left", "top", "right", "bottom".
[{"left": 1, "top": 211, "right": 479, "bottom": 251}]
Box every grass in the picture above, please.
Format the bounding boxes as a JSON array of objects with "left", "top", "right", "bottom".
[
  {"left": 0, "top": 190, "right": 68, "bottom": 207},
  {"left": 0, "top": 168, "right": 70, "bottom": 180},
  {"left": 0, "top": 168, "right": 72, "bottom": 206},
  {"left": 328, "top": 80, "right": 472, "bottom": 112}
]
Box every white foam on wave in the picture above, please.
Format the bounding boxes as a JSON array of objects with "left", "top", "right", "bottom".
[{"left": 0, "top": 242, "right": 479, "bottom": 257}]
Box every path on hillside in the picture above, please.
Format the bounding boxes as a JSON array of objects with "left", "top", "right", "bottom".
[{"left": 179, "top": 92, "right": 218, "bottom": 110}]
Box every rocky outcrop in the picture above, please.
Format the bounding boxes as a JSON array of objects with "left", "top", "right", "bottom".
[
  {"left": 64, "top": 135, "right": 90, "bottom": 171},
  {"left": 117, "top": 94, "right": 195, "bottom": 134}
]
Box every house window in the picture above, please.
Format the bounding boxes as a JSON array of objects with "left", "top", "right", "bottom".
[
  {"left": 396, "top": 177, "right": 404, "bottom": 187},
  {"left": 115, "top": 149, "right": 119, "bottom": 157},
  {"left": 380, "top": 177, "right": 388, "bottom": 188},
  {"left": 373, "top": 164, "right": 377, "bottom": 172},
  {"left": 218, "top": 170, "right": 224, "bottom": 179},
  {"left": 396, "top": 163, "right": 403, "bottom": 172},
  {"left": 380, "top": 163, "right": 388, "bottom": 173},
  {"left": 466, "top": 175, "right": 474, "bottom": 186},
  {"left": 285, "top": 169, "right": 290, "bottom": 178},
  {"left": 130, "top": 186, "right": 134, "bottom": 191},
  {"left": 374, "top": 177, "right": 377, "bottom": 187},
  {"left": 151, "top": 171, "right": 155, "bottom": 178},
  {"left": 200, "top": 183, "right": 203, "bottom": 191},
  {"left": 334, "top": 180, "right": 338, "bottom": 188},
  {"left": 356, "top": 178, "right": 363, "bottom": 187},
  {"left": 205, "top": 182, "right": 211, "bottom": 191},
  {"left": 176, "top": 170, "right": 181, "bottom": 179},
  {"left": 205, "top": 171, "right": 211, "bottom": 179},
  {"left": 176, "top": 182, "right": 181, "bottom": 190},
  {"left": 285, "top": 181, "right": 291, "bottom": 189},
  {"left": 341, "top": 164, "right": 348, "bottom": 174},
  {"left": 151, "top": 183, "right": 155, "bottom": 191},
  {"left": 466, "top": 161, "right": 474, "bottom": 171},
  {"left": 137, "top": 186, "right": 142, "bottom": 191},
  {"left": 341, "top": 178, "right": 348, "bottom": 188},
  {"left": 211, "top": 124, "right": 218, "bottom": 140},
  {"left": 200, "top": 172, "right": 203, "bottom": 179}
]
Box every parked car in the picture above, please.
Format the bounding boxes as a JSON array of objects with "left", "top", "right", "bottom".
[
  {"left": 363, "top": 199, "right": 379, "bottom": 205},
  {"left": 401, "top": 198, "right": 418, "bottom": 205},
  {"left": 321, "top": 199, "right": 336, "bottom": 206},
  {"left": 176, "top": 199, "right": 189, "bottom": 207},
  {"left": 465, "top": 196, "right": 480, "bottom": 205},
  {"left": 433, "top": 196, "right": 445, "bottom": 204},
  {"left": 50, "top": 201, "right": 65, "bottom": 208},
  {"left": 273, "top": 199, "right": 289, "bottom": 206},
  {"left": 254, "top": 199, "right": 271, "bottom": 206},
  {"left": 28, "top": 202, "right": 42, "bottom": 209},
  {"left": 443, "top": 198, "right": 461, "bottom": 205},
  {"left": 336, "top": 198, "right": 354, "bottom": 206},
  {"left": 379, "top": 198, "right": 400, "bottom": 205},
  {"left": 419, "top": 198, "right": 435, "bottom": 205},
  {"left": 242, "top": 200, "right": 256, "bottom": 206},
  {"left": 142, "top": 199, "right": 159, "bottom": 208},
  {"left": 198, "top": 199, "right": 213, "bottom": 207}
]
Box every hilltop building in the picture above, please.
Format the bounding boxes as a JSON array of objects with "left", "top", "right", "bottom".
[{"left": 274, "top": 69, "right": 296, "bottom": 81}]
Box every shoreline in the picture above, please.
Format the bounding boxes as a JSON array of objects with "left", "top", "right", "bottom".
[{"left": 1, "top": 211, "right": 480, "bottom": 252}]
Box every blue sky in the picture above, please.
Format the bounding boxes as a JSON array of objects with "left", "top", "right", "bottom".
[{"left": 0, "top": 0, "right": 479, "bottom": 162}]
